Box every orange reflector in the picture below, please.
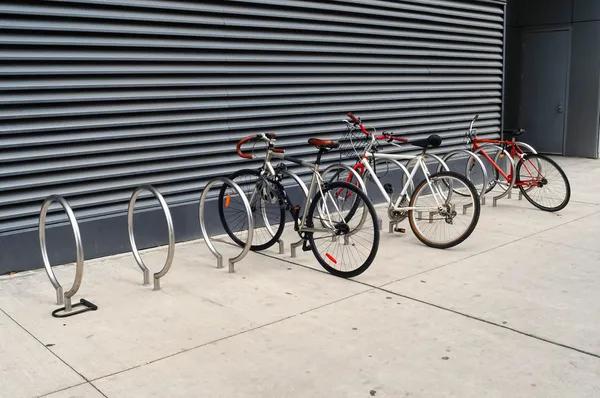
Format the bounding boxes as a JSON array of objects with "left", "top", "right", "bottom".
[
  {"left": 499, "top": 153, "right": 505, "bottom": 159},
  {"left": 326, "top": 253, "right": 337, "bottom": 264},
  {"left": 225, "top": 194, "right": 231, "bottom": 208}
]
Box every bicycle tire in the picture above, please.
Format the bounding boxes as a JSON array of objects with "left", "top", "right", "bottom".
[
  {"left": 218, "top": 168, "right": 286, "bottom": 251},
  {"left": 516, "top": 154, "right": 571, "bottom": 212},
  {"left": 408, "top": 171, "right": 481, "bottom": 249},
  {"left": 306, "top": 181, "right": 380, "bottom": 278}
]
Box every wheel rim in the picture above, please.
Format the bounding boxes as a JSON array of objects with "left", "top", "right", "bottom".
[
  {"left": 410, "top": 174, "right": 478, "bottom": 247},
  {"left": 518, "top": 156, "right": 569, "bottom": 210},
  {"left": 220, "top": 172, "right": 284, "bottom": 248},
  {"left": 309, "top": 184, "right": 377, "bottom": 275}
]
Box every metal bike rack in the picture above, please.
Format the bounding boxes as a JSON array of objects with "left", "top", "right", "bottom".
[
  {"left": 290, "top": 163, "right": 367, "bottom": 258},
  {"left": 39, "top": 195, "right": 97, "bottom": 317},
  {"left": 473, "top": 145, "right": 515, "bottom": 207},
  {"left": 200, "top": 177, "right": 253, "bottom": 273},
  {"left": 128, "top": 185, "right": 175, "bottom": 291},
  {"left": 438, "top": 149, "right": 488, "bottom": 206}
]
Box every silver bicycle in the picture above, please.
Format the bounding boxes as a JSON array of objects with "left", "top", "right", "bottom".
[{"left": 328, "top": 113, "right": 481, "bottom": 249}]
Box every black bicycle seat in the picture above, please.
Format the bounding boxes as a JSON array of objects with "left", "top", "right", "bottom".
[
  {"left": 410, "top": 134, "right": 442, "bottom": 149},
  {"left": 503, "top": 129, "right": 525, "bottom": 139}
]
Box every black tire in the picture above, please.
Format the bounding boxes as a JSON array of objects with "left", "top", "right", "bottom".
[
  {"left": 516, "top": 154, "right": 571, "bottom": 212},
  {"left": 306, "top": 181, "right": 380, "bottom": 278},
  {"left": 409, "top": 171, "right": 480, "bottom": 249},
  {"left": 218, "top": 169, "right": 286, "bottom": 251}
]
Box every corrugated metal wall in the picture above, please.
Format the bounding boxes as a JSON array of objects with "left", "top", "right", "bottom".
[{"left": 0, "top": 0, "right": 505, "bottom": 234}]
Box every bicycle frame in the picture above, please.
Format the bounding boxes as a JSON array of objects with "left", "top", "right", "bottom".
[
  {"left": 471, "top": 138, "right": 543, "bottom": 188},
  {"left": 360, "top": 151, "right": 444, "bottom": 212},
  {"left": 247, "top": 144, "right": 346, "bottom": 235}
]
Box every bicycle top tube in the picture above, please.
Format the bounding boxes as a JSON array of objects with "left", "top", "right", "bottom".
[{"left": 364, "top": 151, "right": 419, "bottom": 161}]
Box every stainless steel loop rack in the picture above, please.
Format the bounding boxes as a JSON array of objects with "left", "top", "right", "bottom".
[
  {"left": 199, "top": 177, "right": 254, "bottom": 273},
  {"left": 437, "top": 149, "right": 489, "bottom": 206},
  {"left": 39, "top": 195, "right": 97, "bottom": 318},
  {"left": 472, "top": 144, "right": 516, "bottom": 207},
  {"left": 128, "top": 185, "right": 175, "bottom": 291}
]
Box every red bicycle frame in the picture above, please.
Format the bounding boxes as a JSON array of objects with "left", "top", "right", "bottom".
[{"left": 471, "top": 138, "right": 544, "bottom": 188}]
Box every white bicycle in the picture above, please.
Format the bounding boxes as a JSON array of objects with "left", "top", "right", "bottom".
[{"left": 326, "top": 113, "right": 481, "bottom": 249}]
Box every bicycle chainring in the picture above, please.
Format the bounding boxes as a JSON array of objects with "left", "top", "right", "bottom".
[{"left": 388, "top": 195, "right": 409, "bottom": 223}]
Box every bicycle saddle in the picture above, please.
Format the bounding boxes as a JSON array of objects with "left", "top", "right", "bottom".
[
  {"left": 503, "top": 129, "right": 525, "bottom": 139},
  {"left": 410, "top": 134, "right": 442, "bottom": 149},
  {"left": 308, "top": 138, "right": 340, "bottom": 149}
]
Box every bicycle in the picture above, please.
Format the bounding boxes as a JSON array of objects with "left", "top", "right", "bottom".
[
  {"left": 329, "top": 112, "right": 481, "bottom": 249},
  {"left": 465, "top": 114, "right": 571, "bottom": 212},
  {"left": 218, "top": 133, "right": 380, "bottom": 278}
]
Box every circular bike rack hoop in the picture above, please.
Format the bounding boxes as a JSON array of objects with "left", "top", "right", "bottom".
[
  {"left": 472, "top": 144, "right": 516, "bottom": 206},
  {"left": 39, "top": 195, "right": 84, "bottom": 311},
  {"left": 199, "top": 177, "right": 253, "bottom": 273},
  {"left": 128, "top": 185, "right": 175, "bottom": 291},
  {"left": 437, "top": 149, "right": 489, "bottom": 204}
]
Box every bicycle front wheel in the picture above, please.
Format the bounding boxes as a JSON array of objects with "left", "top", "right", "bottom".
[
  {"left": 408, "top": 171, "right": 480, "bottom": 249},
  {"left": 516, "top": 154, "right": 570, "bottom": 212},
  {"left": 306, "top": 181, "right": 380, "bottom": 278},
  {"left": 218, "top": 169, "right": 286, "bottom": 251}
]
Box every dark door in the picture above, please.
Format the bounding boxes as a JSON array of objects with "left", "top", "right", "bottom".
[{"left": 519, "top": 29, "right": 570, "bottom": 154}]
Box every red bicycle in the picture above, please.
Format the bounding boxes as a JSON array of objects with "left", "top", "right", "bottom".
[{"left": 465, "top": 115, "right": 571, "bottom": 212}]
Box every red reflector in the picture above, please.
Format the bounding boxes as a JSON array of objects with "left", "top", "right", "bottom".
[{"left": 326, "top": 253, "right": 337, "bottom": 264}]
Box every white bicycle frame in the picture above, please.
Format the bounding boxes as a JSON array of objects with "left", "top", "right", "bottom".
[
  {"left": 342, "top": 120, "right": 450, "bottom": 213},
  {"left": 360, "top": 151, "right": 447, "bottom": 212}
]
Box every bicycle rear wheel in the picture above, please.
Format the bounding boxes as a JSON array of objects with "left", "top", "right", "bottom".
[
  {"left": 516, "top": 154, "right": 570, "bottom": 212},
  {"left": 218, "top": 169, "right": 286, "bottom": 251},
  {"left": 408, "top": 171, "right": 480, "bottom": 249},
  {"left": 306, "top": 181, "right": 380, "bottom": 278}
]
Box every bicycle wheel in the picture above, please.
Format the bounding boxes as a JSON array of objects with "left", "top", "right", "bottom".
[
  {"left": 218, "top": 169, "right": 285, "bottom": 251},
  {"left": 516, "top": 154, "right": 570, "bottom": 212},
  {"left": 408, "top": 171, "right": 480, "bottom": 249},
  {"left": 306, "top": 181, "right": 380, "bottom": 278}
]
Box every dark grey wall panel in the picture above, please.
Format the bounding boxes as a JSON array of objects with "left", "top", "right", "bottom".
[
  {"left": 504, "top": 0, "right": 600, "bottom": 158},
  {"left": 566, "top": 20, "right": 600, "bottom": 158},
  {"left": 574, "top": 0, "right": 600, "bottom": 21},
  {"left": 514, "top": 0, "right": 573, "bottom": 27},
  {"left": 0, "top": 0, "right": 506, "bottom": 273}
]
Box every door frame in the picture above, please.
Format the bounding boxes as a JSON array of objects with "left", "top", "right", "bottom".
[{"left": 519, "top": 25, "right": 572, "bottom": 155}]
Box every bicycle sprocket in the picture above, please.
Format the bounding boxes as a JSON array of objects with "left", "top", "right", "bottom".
[{"left": 388, "top": 195, "right": 409, "bottom": 223}]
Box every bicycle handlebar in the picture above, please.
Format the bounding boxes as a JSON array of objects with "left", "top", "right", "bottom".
[
  {"left": 345, "top": 112, "right": 408, "bottom": 143},
  {"left": 468, "top": 114, "right": 479, "bottom": 132},
  {"left": 378, "top": 131, "right": 408, "bottom": 143},
  {"left": 347, "top": 112, "right": 360, "bottom": 124},
  {"left": 466, "top": 114, "right": 480, "bottom": 142},
  {"left": 236, "top": 133, "right": 277, "bottom": 159}
]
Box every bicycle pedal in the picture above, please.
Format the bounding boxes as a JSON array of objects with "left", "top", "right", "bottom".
[
  {"left": 383, "top": 183, "right": 394, "bottom": 195},
  {"left": 394, "top": 228, "right": 406, "bottom": 234}
]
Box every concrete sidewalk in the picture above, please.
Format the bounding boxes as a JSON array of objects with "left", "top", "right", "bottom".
[{"left": 1, "top": 156, "right": 599, "bottom": 398}]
